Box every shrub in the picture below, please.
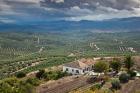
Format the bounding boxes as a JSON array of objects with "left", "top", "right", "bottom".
[
  {"left": 128, "top": 70, "right": 136, "bottom": 78},
  {"left": 56, "top": 71, "right": 68, "bottom": 78},
  {"left": 119, "top": 73, "right": 130, "bottom": 83},
  {"left": 0, "top": 77, "right": 34, "bottom": 93},
  {"left": 42, "top": 71, "right": 68, "bottom": 80},
  {"left": 16, "top": 71, "right": 26, "bottom": 78},
  {"left": 90, "top": 83, "right": 102, "bottom": 91},
  {"left": 26, "top": 78, "right": 40, "bottom": 86},
  {"left": 111, "top": 79, "right": 121, "bottom": 90},
  {"left": 36, "top": 69, "right": 45, "bottom": 79},
  {"left": 47, "top": 72, "right": 59, "bottom": 80},
  {"left": 42, "top": 72, "right": 48, "bottom": 79}
]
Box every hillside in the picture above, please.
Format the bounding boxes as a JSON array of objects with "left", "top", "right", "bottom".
[{"left": 0, "top": 31, "right": 140, "bottom": 61}]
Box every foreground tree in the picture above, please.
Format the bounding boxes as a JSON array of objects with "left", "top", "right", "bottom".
[
  {"left": 110, "top": 61, "right": 121, "bottom": 72},
  {"left": 93, "top": 61, "right": 109, "bottom": 73},
  {"left": 119, "top": 73, "right": 130, "bottom": 83},
  {"left": 124, "top": 56, "right": 134, "bottom": 71}
]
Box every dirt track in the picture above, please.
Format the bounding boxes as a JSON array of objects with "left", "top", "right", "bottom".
[{"left": 36, "top": 76, "right": 91, "bottom": 93}]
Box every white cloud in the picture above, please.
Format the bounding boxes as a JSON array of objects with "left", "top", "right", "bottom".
[
  {"left": 0, "top": 0, "right": 43, "bottom": 16},
  {"left": 0, "top": 0, "right": 140, "bottom": 22},
  {"left": 0, "top": 1, "right": 13, "bottom": 15},
  {"left": 65, "top": 6, "right": 140, "bottom": 21},
  {"left": 0, "top": 18, "right": 16, "bottom": 23},
  {"left": 67, "top": 6, "right": 93, "bottom": 16},
  {"left": 55, "top": 0, "right": 64, "bottom": 3}
]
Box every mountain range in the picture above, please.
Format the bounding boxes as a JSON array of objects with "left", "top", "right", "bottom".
[{"left": 0, "top": 17, "right": 140, "bottom": 32}]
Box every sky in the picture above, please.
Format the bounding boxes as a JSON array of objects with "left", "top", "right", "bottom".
[{"left": 0, "top": 0, "right": 140, "bottom": 23}]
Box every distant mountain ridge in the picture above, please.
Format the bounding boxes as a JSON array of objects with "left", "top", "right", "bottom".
[{"left": 0, "top": 17, "right": 140, "bottom": 32}]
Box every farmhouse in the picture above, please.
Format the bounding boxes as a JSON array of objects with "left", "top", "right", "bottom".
[{"left": 63, "top": 58, "right": 96, "bottom": 75}]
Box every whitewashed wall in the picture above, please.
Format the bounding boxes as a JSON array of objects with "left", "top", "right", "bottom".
[{"left": 63, "top": 66, "right": 84, "bottom": 75}]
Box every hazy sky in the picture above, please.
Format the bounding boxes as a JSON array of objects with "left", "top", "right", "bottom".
[{"left": 0, "top": 0, "right": 140, "bottom": 23}]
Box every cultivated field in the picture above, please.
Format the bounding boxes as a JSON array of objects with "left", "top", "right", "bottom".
[{"left": 0, "top": 31, "right": 140, "bottom": 79}]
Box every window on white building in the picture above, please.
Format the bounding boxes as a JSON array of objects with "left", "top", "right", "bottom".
[
  {"left": 76, "top": 70, "right": 79, "bottom": 73},
  {"left": 66, "top": 68, "right": 68, "bottom": 71},
  {"left": 83, "top": 69, "right": 85, "bottom": 73},
  {"left": 72, "top": 69, "right": 74, "bottom": 72}
]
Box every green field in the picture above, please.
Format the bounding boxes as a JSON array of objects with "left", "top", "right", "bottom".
[{"left": 0, "top": 31, "right": 140, "bottom": 79}]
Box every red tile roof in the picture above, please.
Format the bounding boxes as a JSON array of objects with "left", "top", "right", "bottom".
[{"left": 63, "top": 58, "right": 96, "bottom": 69}]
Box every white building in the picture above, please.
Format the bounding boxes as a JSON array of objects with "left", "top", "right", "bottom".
[{"left": 63, "top": 58, "right": 96, "bottom": 75}]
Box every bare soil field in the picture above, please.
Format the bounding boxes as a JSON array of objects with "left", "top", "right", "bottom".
[{"left": 36, "top": 75, "right": 91, "bottom": 93}]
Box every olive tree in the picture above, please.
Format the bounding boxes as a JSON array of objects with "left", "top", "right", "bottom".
[
  {"left": 110, "top": 61, "right": 121, "bottom": 72},
  {"left": 93, "top": 61, "right": 109, "bottom": 73}
]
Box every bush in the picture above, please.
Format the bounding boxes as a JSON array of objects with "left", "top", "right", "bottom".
[
  {"left": 42, "top": 72, "right": 48, "bottom": 79},
  {"left": 26, "top": 78, "right": 40, "bottom": 86},
  {"left": 90, "top": 83, "right": 102, "bottom": 91},
  {"left": 128, "top": 70, "right": 136, "bottom": 78},
  {"left": 57, "top": 71, "right": 68, "bottom": 78},
  {"left": 119, "top": 73, "right": 130, "bottom": 83},
  {"left": 36, "top": 69, "right": 45, "bottom": 79},
  {"left": 47, "top": 71, "right": 64, "bottom": 80},
  {"left": 47, "top": 72, "right": 58, "bottom": 80},
  {"left": 111, "top": 79, "right": 121, "bottom": 90},
  {"left": 16, "top": 71, "right": 26, "bottom": 78},
  {"left": 0, "top": 77, "right": 34, "bottom": 93},
  {"left": 35, "top": 69, "right": 68, "bottom": 80}
]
